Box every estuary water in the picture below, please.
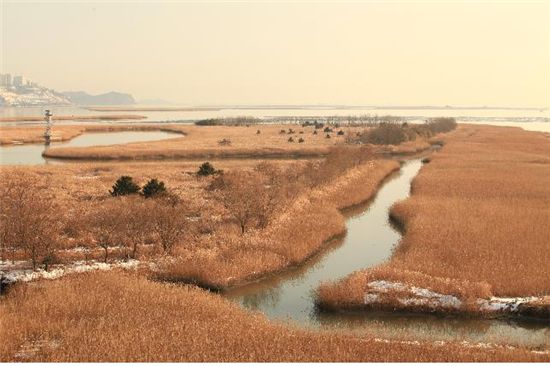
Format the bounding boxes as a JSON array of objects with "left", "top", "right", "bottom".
[{"left": 0, "top": 131, "right": 181, "bottom": 165}]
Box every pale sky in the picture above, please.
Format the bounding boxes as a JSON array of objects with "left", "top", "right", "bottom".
[{"left": 1, "top": 1, "right": 549, "bottom": 107}]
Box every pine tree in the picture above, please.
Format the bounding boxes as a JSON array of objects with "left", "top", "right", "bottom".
[
  {"left": 142, "top": 178, "right": 166, "bottom": 198},
  {"left": 197, "top": 162, "right": 217, "bottom": 176},
  {"left": 110, "top": 176, "right": 140, "bottom": 196}
]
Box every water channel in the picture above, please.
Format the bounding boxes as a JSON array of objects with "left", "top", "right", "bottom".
[
  {"left": 225, "top": 159, "right": 550, "bottom": 348},
  {"left": 0, "top": 131, "right": 181, "bottom": 165}
]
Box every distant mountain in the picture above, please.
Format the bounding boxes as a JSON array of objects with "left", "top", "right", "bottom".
[
  {"left": 63, "top": 91, "right": 135, "bottom": 106},
  {"left": 0, "top": 85, "right": 71, "bottom": 107}
]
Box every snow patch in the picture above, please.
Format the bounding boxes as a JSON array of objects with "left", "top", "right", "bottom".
[
  {"left": 364, "top": 280, "right": 462, "bottom": 310},
  {"left": 364, "top": 280, "right": 546, "bottom": 315},
  {"left": 477, "top": 296, "right": 538, "bottom": 313},
  {"left": 1, "top": 260, "right": 139, "bottom": 285}
]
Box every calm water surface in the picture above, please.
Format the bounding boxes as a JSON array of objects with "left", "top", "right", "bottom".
[
  {"left": 1, "top": 105, "right": 549, "bottom": 132},
  {"left": 224, "top": 159, "right": 550, "bottom": 348},
  {"left": 0, "top": 131, "right": 181, "bottom": 165}
]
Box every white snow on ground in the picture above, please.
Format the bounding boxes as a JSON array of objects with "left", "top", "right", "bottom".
[
  {"left": 364, "top": 280, "right": 544, "bottom": 314},
  {"left": 477, "top": 296, "right": 539, "bottom": 312},
  {"left": 1, "top": 260, "right": 139, "bottom": 285},
  {"left": 365, "top": 280, "right": 462, "bottom": 309},
  {"left": 373, "top": 337, "right": 550, "bottom": 355}
]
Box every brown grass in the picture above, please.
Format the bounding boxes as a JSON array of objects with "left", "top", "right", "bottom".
[
  {"left": 156, "top": 159, "right": 399, "bottom": 288},
  {"left": 317, "top": 124, "right": 550, "bottom": 311},
  {"left": 0, "top": 114, "right": 146, "bottom": 123},
  {"left": 36, "top": 123, "right": 431, "bottom": 161},
  {"left": 0, "top": 271, "right": 546, "bottom": 362}
]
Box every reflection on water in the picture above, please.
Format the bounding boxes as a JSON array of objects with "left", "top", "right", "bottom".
[
  {"left": 225, "top": 159, "right": 550, "bottom": 348},
  {"left": 0, "top": 131, "right": 181, "bottom": 165}
]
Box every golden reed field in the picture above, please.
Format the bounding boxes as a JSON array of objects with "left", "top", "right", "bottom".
[
  {"left": 3, "top": 121, "right": 548, "bottom": 361},
  {"left": 317, "top": 124, "right": 550, "bottom": 310},
  {"left": 22, "top": 123, "right": 429, "bottom": 160},
  {"left": 0, "top": 271, "right": 546, "bottom": 362}
]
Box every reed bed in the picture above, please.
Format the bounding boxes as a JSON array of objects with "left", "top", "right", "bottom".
[
  {"left": 156, "top": 159, "right": 399, "bottom": 288},
  {"left": 0, "top": 271, "right": 546, "bottom": 362},
  {"left": 37, "top": 124, "right": 429, "bottom": 161},
  {"left": 317, "top": 124, "right": 550, "bottom": 312}
]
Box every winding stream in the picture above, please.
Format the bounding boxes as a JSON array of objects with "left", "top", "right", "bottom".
[
  {"left": 0, "top": 131, "right": 181, "bottom": 165},
  {"left": 225, "top": 159, "right": 550, "bottom": 348}
]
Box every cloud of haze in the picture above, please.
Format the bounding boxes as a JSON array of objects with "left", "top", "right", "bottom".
[{"left": 2, "top": 1, "right": 549, "bottom": 107}]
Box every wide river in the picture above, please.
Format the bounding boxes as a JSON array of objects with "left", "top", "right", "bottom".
[{"left": 1, "top": 105, "right": 549, "bottom": 132}]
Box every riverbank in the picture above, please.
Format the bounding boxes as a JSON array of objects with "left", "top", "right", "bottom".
[
  {"left": 1, "top": 271, "right": 547, "bottom": 362},
  {"left": 155, "top": 159, "right": 400, "bottom": 290},
  {"left": 0, "top": 114, "right": 147, "bottom": 123},
  {"left": 0, "top": 124, "right": 186, "bottom": 146},
  {"left": 316, "top": 124, "right": 550, "bottom": 319},
  {"left": 38, "top": 124, "right": 433, "bottom": 161}
]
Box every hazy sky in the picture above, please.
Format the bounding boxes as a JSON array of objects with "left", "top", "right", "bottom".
[{"left": 2, "top": 1, "right": 549, "bottom": 106}]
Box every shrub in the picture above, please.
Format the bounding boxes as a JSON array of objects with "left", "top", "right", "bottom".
[
  {"left": 142, "top": 178, "right": 166, "bottom": 198},
  {"left": 218, "top": 138, "right": 232, "bottom": 146},
  {"left": 110, "top": 176, "right": 140, "bottom": 197},
  {"left": 313, "top": 130, "right": 318, "bottom": 135},
  {"left": 279, "top": 129, "right": 286, "bottom": 134},
  {"left": 288, "top": 137, "right": 294, "bottom": 143},
  {"left": 323, "top": 127, "right": 333, "bottom": 133},
  {"left": 337, "top": 130, "right": 344, "bottom": 136},
  {"left": 426, "top": 117, "right": 457, "bottom": 134},
  {"left": 197, "top": 162, "right": 218, "bottom": 176},
  {"left": 298, "top": 138, "right": 305, "bottom": 143},
  {"left": 256, "top": 130, "right": 261, "bottom": 134},
  {"left": 195, "top": 116, "right": 261, "bottom": 126},
  {"left": 361, "top": 123, "right": 407, "bottom": 145},
  {"left": 326, "top": 134, "right": 331, "bottom": 139}
]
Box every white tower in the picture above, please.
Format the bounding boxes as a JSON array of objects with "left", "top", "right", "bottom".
[{"left": 44, "top": 110, "right": 53, "bottom": 145}]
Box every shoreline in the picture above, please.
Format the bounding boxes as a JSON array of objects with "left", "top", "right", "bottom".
[
  {"left": 0, "top": 114, "right": 147, "bottom": 123},
  {"left": 154, "top": 159, "right": 402, "bottom": 291},
  {"left": 315, "top": 125, "right": 550, "bottom": 321}
]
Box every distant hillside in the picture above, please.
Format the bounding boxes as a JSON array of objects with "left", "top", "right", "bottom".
[
  {"left": 0, "top": 86, "right": 71, "bottom": 107},
  {"left": 63, "top": 91, "right": 135, "bottom": 106}
]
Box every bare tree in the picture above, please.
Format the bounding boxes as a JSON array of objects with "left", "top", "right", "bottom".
[
  {"left": 150, "top": 197, "right": 187, "bottom": 254},
  {"left": 0, "top": 170, "right": 61, "bottom": 270},
  {"left": 209, "top": 170, "right": 276, "bottom": 234},
  {"left": 88, "top": 201, "right": 123, "bottom": 263},
  {"left": 117, "top": 197, "right": 152, "bottom": 259}
]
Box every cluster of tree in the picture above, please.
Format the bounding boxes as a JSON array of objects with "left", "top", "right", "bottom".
[
  {"left": 0, "top": 172, "right": 61, "bottom": 270},
  {"left": 0, "top": 171, "right": 189, "bottom": 269},
  {"left": 195, "top": 116, "right": 261, "bottom": 126},
  {"left": 205, "top": 146, "right": 375, "bottom": 234},
  {"left": 110, "top": 176, "right": 166, "bottom": 198},
  {"left": 355, "top": 118, "right": 457, "bottom": 145},
  {"left": 87, "top": 195, "right": 188, "bottom": 262},
  {"left": 0, "top": 146, "right": 381, "bottom": 269}
]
